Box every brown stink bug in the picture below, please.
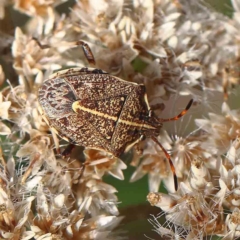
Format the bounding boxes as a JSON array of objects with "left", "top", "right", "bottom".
[{"left": 38, "top": 40, "right": 193, "bottom": 191}]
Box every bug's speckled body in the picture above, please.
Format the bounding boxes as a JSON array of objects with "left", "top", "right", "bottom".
[
  {"left": 38, "top": 67, "right": 162, "bottom": 157},
  {"left": 37, "top": 40, "right": 193, "bottom": 191}
]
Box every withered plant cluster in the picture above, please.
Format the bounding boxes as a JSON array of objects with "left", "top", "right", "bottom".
[{"left": 1, "top": 0, "right": 240, "bottom": 239}]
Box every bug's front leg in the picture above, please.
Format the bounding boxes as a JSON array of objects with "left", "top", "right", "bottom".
[
  {"left": 32, "top": 38, "right": 96, "bottom": 66},
  {"left": 61, "top": 144, "right": 75, "bottom": 158},
  {"left": 76, "top": 41, "right": 96, "bottom": 65}
]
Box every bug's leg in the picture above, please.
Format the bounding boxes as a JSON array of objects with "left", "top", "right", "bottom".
[
  {"left": 151, "top": 136, "right": 178, "bottom": 191},
  {"left": 61, "top": 144, "right": 75, "bottom": 158},
  {"left": 32, "top": 37, "right": 50, "bottom": 49},
  {"left": 76, "top": 41, "right": 96, "bottom": 65},
  {"left": 159, "top": 99, "right": 193, "bottom": 122},
  {"left": 32, "top": 38, "right": 96, "bottom": 66}
]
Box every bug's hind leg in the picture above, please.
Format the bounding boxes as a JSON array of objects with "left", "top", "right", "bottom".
[{"left": 32, "top": 38, "right": 96, "bottom": 66}]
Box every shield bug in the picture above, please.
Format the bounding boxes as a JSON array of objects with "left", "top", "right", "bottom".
[{"left": 38, "top": 40, "right": 193, "bottom": 191}]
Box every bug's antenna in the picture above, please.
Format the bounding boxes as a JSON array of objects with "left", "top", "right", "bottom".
[
  {"left": 151, "top": 136, "right": 178, "bottom": 191},
  {"left": 159, "top": 99, "right": 193, "bottom": 122}
]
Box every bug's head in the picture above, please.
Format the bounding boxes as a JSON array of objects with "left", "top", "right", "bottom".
[{"left": 142, "top": 113, "right": 163, "bottom": 137}]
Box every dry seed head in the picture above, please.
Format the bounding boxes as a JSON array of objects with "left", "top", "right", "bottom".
[
  {"left": 3, "top": 0, "right": 240, "bottom": 239},
  {"left": 225, "top": 208, "right": 240, "bottom": 238},
  {"left": 231, "top": 210, "right": 240, "bottom": 225},
  {"left": 147, "top": 192, "right": 176, "bottom": 211},
  {"left": 84, "top": 149, "right": 127, "bottom": 180}
]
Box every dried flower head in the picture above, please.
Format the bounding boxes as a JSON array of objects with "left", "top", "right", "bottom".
[
  {"left": 84, "top": 149, "right": 127, "bottom": 180},
  {"left": 196, "top": 102, "right": 240, "bottom": 155},
  {"left": 2, "top": 0, "right": 240, "bottom": 239},
  {"left": 147, "top": 182, "right": 225, "bottom": 239}
]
